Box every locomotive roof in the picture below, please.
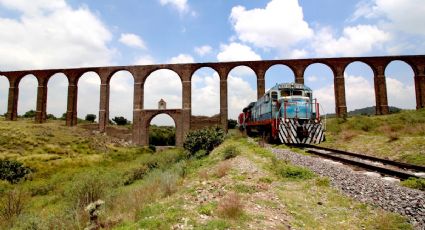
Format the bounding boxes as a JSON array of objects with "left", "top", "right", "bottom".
[{"left": 267, "top": 82, "right": 312, "bottom": 93}]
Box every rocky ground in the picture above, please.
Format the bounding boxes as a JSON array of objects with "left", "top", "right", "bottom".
[{"left": 270, "top": 147, "right": 425, "bottom": 230}]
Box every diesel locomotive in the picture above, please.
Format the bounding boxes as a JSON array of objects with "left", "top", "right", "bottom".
[{"left": 238, "top": 83, "right": 325, "bottom": 144}]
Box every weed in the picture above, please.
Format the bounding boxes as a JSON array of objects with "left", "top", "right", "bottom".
[
  {"left": 272, "top": 159, "right": 315, "bottom": 180},
  {"left": 217, "top": 192, "right": 244, "bottom": 219},
  {"left": 258, "top": 177, "right": 273, "bottom": 184},
  {"left": 400, "top": 178, "right": 425, "bottom": 191},
  {"left": 159, "top": 171, "right": 180, "bottom": 197},
  {"left": 123, "top": 165, "right": 149, "bottom": 185},
  {"left": 198, "top": 169, "right": 209, "bottom": 180},
  {"left": 340, "top": 130, "right": 358, "bottom": 142},
  {"left": 232, "top": 184, "right": 258, "bottom": 194},
  {"left": 198, "top": 202, "right": 217, "bottom": 216},
  {"left": 315, "top": 177, "right": 331, "bottom": 187},
  {"left": 200, "top": 219, "right": 231, "bottom": 230},
  {"left": 0, "top": 188, "right": 28, "bottom": 222},
  {"left": 222, "top": 145, "right": 240, "bottom": 160},
  {"left": 215, "top": 161, "right": 231, "bottom": 178}
]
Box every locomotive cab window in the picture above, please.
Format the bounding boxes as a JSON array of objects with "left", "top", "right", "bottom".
[
  {"left": 293, "top": 90, "right": 303, "bottom": 96},
  {"left": 271, "top": 91, "right": 278, "bottom": 101},
  {"left": 281, "top": 89, "right": 290, "bottom": 97},
  {"left": 306, "top": 92, "right": 311, "bottom": 98}
]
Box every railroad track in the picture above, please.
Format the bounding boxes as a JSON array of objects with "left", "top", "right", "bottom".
[{"left": 297, "top": 145, "right": 425, "bottom": 180}]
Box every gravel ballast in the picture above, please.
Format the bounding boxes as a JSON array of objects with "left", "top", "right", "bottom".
[{"left": 270, "top": 147, "right": 425, "bottom": 229}]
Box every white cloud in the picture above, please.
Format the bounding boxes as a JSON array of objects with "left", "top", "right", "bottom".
[
  {"left": 289, "top": 49, "right": 308, "bottom": 59},
  {"left": 46, "top": 74, "right": 68, "bottom": 118},
  {"left": 144, "top": 69, "right": 182, "bottom": 110},
  {"left": 194, "top": 45, "right": 212, "bottom": 56},
  {"left": 77, "top": 73, "right": 100, "bottom": 120},
  {"left": 109, "top": 71, "right": 134, "bottom": 120},
  {"left": 0, "top": 0, "right": 114, "bottom": 71},
  {"left": 217, "top": 42, "right": 261, "bottom": 62},
  {"left": 0, "top": 76, "right": 9, "bottom": 115},
  {"left": 306, "top": 75, "right": 318, "bottom": 83},
  {"left": 227, "top": 75, "right": 257, "bottom": 119},
  {"left": 134, "top": 55, "right": 156, "bottom": 65},
  {"left": 230, "top": 0, "right": 313, "bottom": 51},
  {"left": 17, "top": 76, "right": 38, "bottom": 115},
  {"left": 119, "top": 33, "right": 146, "bottom": 49},
  {"left": 191, "top": 73, "right": 220, "bottom": 116},
  {"left": 386, "top": 77, "right": 415, "bottom": 109},
  {"left": 352, "top": 0, "right": 425, "bottom": 36},
  {"left": 345, "top": 75, "right": 376, "bottom": 111},
  {"left": 159, "top": 0, "right": 191, "bottom": 14},
  {"left": 313, "top": 25, "right": 390, "bottom": 57},
  {"left": 168, "top": 54, "right": 195, "bottom": 64},
  {"left": 313, "top": 84, "right": 335, "bottom": 115}
]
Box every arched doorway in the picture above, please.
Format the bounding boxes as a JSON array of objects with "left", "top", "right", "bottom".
[
  {"left": 149, "top": 114, "right": 176, "bottom": 147},
  {"left": 385, "top": 61, "right": 415, "bottom": 110},
  {"left": 47, "top": 73, "right": 68, "bottom": 121},
  {"left": 109, "top": 70, "right": 134, "bottom": 124},
  {"left": 18, "top": 74, "right": 38, "bottom": 120},
  {"left": 144, "top": 69, "right": 182, "bottom": 109},
  {"left": 227, "top": 66, "right": 257, "bottom": 120},
  {"left": 77, "top": 72, "right": 100, "bottom": 124}
]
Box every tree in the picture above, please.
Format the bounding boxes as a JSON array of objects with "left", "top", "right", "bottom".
[
  {"left": 228, "top": 119, "right": 237, "bottom": 129},
  {"left": 46, "top": 114, "right": 56, "bottom": 120},
  {"left": 60, "top": 112, "right": 67, "bottom": 120},
  {"left": 112, "top": 116, "right": 128, "bottom": 125},
  {"left": 85, "top": 114, "right": 96, "bottom": 122}
]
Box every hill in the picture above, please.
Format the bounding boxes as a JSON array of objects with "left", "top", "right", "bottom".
[
  {"left": 0, "top": 119, "right": 412, "bottom": 229},
  {"left": 321, "top": 109, "right": 425, "bottom": 166}
]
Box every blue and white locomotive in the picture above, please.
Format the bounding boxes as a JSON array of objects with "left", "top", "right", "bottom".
[{"left": 238, "top": 83, "right": 325, "bottom": 144}]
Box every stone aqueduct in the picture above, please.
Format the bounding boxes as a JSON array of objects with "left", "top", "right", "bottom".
[{"left": 1, "top": 55, "right": 425, "bottom": 146}]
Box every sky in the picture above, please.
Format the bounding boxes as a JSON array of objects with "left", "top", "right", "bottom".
[{"left": 0, "top": 0, "right": 423, "bottom": 126}]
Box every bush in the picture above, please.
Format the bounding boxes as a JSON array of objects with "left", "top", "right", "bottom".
[
  {"left": 222, "top": 145, "right": 240, "bottom": 160},
  {"left": 112, "top": 116, "right": 129, "bottom": 125},
  {"left": 23, "top": 110, "right": 36, "bottom": 118},
  {"left": 85, "top": 114, "right": 96, "bottom": 122},
  {"left": 46, "top": 114, "right": 56, "bottom": 120},
  {"left": 401, "top": 178, "right": 425, "bottom": 191},
  {"left": 271, "top": 158, "right": 315, "bottom": 180},
  {"left": 215, "top": 161, "right": 231, "bottom": 178},
  {"left": 227, "top": 119, "right": 237, "bottom": 129},
  {"left": 0, "top": 160, "right": 32, "bottom": 184},
  {"left": 183, "top": 127, "right": 225, "bottom": 157}
]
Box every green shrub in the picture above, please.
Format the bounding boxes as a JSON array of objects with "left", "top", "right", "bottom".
[
  {"left": 401, "top": 178, "right": 425, "bottom": 191},
  {"left": 227, "top": 119, "right": 237, "bottom": 129},
  {"left": 112, "top": 116, "right": 129, "bottom": 125},
  {"left": 222, "top": 145, "right": 240, "bottom": 160},
  {"left": 23, "top": 110, "right": 36, "bottom": 118},
  {"left": 0, "top": 188, "right": 28, "bottom": 221},
  {"left": 315, "top": 177, "right": 331, "bottom": 187},
  {"left": 183, "top": 127, "right": 225, "bottom": 157},
  {"left": 0, "top": 159, "right": 32, "bottom": 184},
  {"left": 123, "top": 165, "right": 149, "bottom": 185},
  {"left": 85, "top": 114, "right": 96, "bottom": 122},
  {"left": 272, "top": 158, "right": 315, "bottom": 180}
]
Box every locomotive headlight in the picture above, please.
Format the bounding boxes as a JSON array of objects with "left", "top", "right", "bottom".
[
  {"left": 314, "top": 119, "right": 318, "bottom": 123},
  {"left": 285, "top": 119, "right": 289, "bottom": 123}
]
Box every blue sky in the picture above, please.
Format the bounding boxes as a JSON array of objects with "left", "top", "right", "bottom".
[{"left": 0, "top": 0, "right": 423, "bottom": 125}]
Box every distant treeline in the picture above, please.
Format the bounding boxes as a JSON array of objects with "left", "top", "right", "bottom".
[{"left": 324, "top": 106, "right": 402, "bottom": 118}]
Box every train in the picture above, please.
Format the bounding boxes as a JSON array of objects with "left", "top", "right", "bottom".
[{"left": 238, "top": 82, "right": 325, "bottom": 144}]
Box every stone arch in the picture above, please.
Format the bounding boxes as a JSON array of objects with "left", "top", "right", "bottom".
[
  {"left": 0, "top": 75, "right": 9, "bottom": 116},
  {"left": 190, "top": 65, "right": 220, "bottom": 81},
  {"left": 46, "top": 72, "right": 68, "bottom": 120},
  {"left": 140, "top": 109, "right": 183, "bottom": 146},
  {"left": 77, "top": 71, "right": 100, "bottom": 122},
  {"left": 344, "top": 61, "right": 375, "bottom": 114},
  {"left": 143, "top": 69, "right": 183, "bottom": 109},
  {"left": 107, "top": 68, "right": 135, "bottom": 84},
  {"left": 109, "top": 70, "right": 134, "bottom": 122},
  {"left": 148, "top": 113, "right": 177, "bottom": 146},
  {"left": 304, "top": 63, "right": 335, "bottom": 115},
  {"left": 17, "top": 74, "right": 38, "bottom": 119},
  {"left": 384, "top": 60, "right": 415, "bottom": 109},
  {"left": 265, "top": 64, "right": 295, "bottom": 91}
]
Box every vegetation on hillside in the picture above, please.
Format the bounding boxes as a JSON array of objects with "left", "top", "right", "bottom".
[
  {"left": 0, "top": 120, "right": 412, "bottom": 229},
  {"left": 322, "top": 109, "right": 425, "bottom": 165}
]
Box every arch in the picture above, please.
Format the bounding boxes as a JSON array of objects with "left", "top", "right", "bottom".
[
  {"left": 109, "top": 70, "right": 134, "bottom": 122},
  {"left": 344, "top": 61, "right": 375, "bottom": 114},
  {"left": 265, "top": 64, "right": 295, "bottom": 91},
  {"left": 304, "top": 63, "right": 335, "bottom": 115},
  {"left": 0, "top": 75, "right": 9, "bottom": 117},
  {"left": 190, "top": 65, "right": 220, "bottom": 81},
  {"left": 191, "top": 67, "right": 220, "bottom": 116},
  {"left": 143, "top": 69, "right": 182, "bottom": 109},
  {"left": 385, "top": 60, "right": 415, "bottom": 110},
  {"left": 17, "top": 74, "right": 38, "bottom": 119},
  {"left": 108, "top": 68, "right": 135, "bottom": 84},
  {"left": 77, "top": 71, "right": 100, "bottom": 122},
  {"left": 227, "top": 65, "right": 257, "bottom": 120},
  {"left": 148, "top": 113, "right": 176, "bottom": 146},
  {"left": 47, "top": 73, "right": 68, "bottom": 120}
]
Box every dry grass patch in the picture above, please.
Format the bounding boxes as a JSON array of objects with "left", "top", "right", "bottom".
[
  {"left": 215, "top": 161, "right": 231, "bottom": 178},
  {"left": 217, "top": 192, "right": 244, "bottom": 219}
]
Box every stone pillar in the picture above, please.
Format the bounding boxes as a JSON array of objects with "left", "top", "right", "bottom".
[
  {"left": 374, "top": 66, "right": 389, "bottom": 115},
  {"left": 132, "top": 81, "right": 144, "bottom": 145},
  {"left": 98, "top": 80, "right": 110, "bottom": 132},
  {"left": 334, "top": 67, "right": 347, "bottom": 118},
  {"left": 294, "top": 66, "right": 305, "bottom": 84},
  {"left": 414, "top": 65, "right": 425, "bottom": 109},
  {"left": 35, "top": 79, "right": 48, "bottom": 123},
  {"left": 66, "top": 78, "right": 78, "bottom": 126},
  {"left": 181, "top": 77, "right": 191, "bottom": 146},
  {"left": 220, "top": 77, "right": 228, "bottom": 132},
  {"left": 256, "top": 68, "right": 266, "bottom": 99},
  {"left": 6, "top": 79, "right": 18, "bottom": 121}
]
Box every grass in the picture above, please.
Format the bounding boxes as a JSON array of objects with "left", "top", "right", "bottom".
[
  {"left": 322, "top": 109, "right": 425, "bottom": 165},
  {"left": 0, "top": 120, "right": 415, "bottom": 229}
]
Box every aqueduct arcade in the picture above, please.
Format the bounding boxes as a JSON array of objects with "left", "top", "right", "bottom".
[{"left": 1, "top": 55, "right": 424, "bottom": 146}]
